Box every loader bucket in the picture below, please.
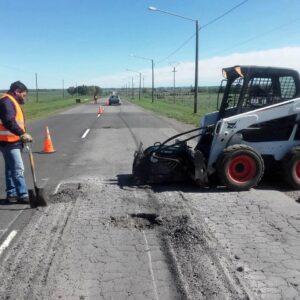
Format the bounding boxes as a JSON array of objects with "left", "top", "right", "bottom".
[{"left": 132, "top": 142, "right": 192, "bottom": 185}]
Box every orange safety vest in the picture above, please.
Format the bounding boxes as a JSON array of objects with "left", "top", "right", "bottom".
[{"left": 0, "top": 93, "right": 25, "bottom": 142}]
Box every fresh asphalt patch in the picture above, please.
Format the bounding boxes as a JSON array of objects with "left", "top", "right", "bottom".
[
  {"left": 50, "top": 183, "right": 83, "bottom": 204},
  {"left": 109, "top": 213, "right": 162, "bottom": 230}
]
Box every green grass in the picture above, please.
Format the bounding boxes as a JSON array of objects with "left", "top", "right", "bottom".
[
  {"left": 125, "top": 92, "right": 219, "bottom": 126},
  {"left": 20, "top": 89, "right": 219, "bottom": 126},
  {"left": 23, "top": 90, "right": 91, "bottom": 121}
]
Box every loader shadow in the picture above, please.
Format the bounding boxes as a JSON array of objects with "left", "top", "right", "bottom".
[
  {"left": 256, "top": 172, "right": 294, "bottom": 192},
  {"left": 114, "top": 174, "right": 229, "bottom": 194},
  {"left": 115, "top": 173, "right": 299, "bottom": 195}
]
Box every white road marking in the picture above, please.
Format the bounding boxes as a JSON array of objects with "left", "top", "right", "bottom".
[
  {"left": 0, "top": 230, "right": 17, "bottom": 256},
  {"left": 40, "top": 178, "right": 49, "bottom": 187},
  {"left": 81, "top": 129, "right": 90, "bottom": 139},
  {"left": 0, "top": 204, "right": 29, "bottom": 241},
  {"left": 53, "top": 182, "right": 62, "bottom": 195},
  {"left": 142, "top": 230, "right": 160, "bottom": 300}
]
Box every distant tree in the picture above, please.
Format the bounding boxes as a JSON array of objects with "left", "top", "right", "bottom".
[
  {"left": 67, "top": 86, "right": 76, "bottom": 95},
  {"left": 77, "top": 85, "right": 88, "bottom": 95},
  {"left": 68, "top": 85, "right": 102, "bottom": 96},
  {"left": 89, "top": 85, "right": 102, "bottom": 96},
  {"left": 95, "top": 86, "right": 102, "bottom": 96}
]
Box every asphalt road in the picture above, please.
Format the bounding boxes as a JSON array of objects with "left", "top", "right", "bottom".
[
  {"left": 0, "top": 98, "right": 300, "bottom": 299},
  {"left": 0, "top": 99, "right": 113, "bottom": 249}
]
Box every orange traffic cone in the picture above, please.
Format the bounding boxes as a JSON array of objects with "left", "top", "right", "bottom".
[
  {"left": 98, "top": 106, "right": 104, "bottom": 114},
  {"left": 42, "top": 126, "right": 56, "bottom": 153}
]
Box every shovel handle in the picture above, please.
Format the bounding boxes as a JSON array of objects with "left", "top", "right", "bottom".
[{"left": 25, "top": 144, "right": 38, "bottom": 187}]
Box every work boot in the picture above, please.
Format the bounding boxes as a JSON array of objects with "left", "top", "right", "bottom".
[
  {"left": 17, "top": 196, "right": 30, "bottom": 204},
  {"left": 0, "top": 198, "right": 11, "bottom": 205},
  {"left": 6, "top": 195, "right": 18, "bottom": 202}
]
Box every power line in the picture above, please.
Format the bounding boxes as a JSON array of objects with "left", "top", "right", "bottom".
[
  {"left": 156, "top": 0, "right": 250, "bottom": 65},
  {"left": 208, "top": 16, "right": 300, "bottom": 57},
  {"left": 0, "top": 64, "right": 30, "bottom": 74},
  {"left": 201, "top": 0, "right": 249, "bottom": 30},
  {"left": 0, "top": 63, "right": 72, "bottom": 88},
  {"left": 157, "top": 33, "right": 195, "bottom": 64}
]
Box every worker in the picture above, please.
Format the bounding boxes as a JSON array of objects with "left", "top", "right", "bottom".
[
  {"left": 0, "top": 81, "right": 33, "bottom": 204},
  {"left": 94, "top": 94, "right": 98, "bottom": 104}
]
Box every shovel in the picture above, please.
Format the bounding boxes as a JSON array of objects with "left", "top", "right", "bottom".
[{"left": 25, "top": 144, "right": 47, "bottom": 208}]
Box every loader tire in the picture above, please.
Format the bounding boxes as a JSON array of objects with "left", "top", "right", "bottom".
[
  {"left": 217, "top": 144, "right": 264, "bottom": 191},
  {"left": 282, "top": 146, "right": 300, "bottom": 189}
]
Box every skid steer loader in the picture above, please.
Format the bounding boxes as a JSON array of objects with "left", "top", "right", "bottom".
[{"left": 132, "top": 65, "right": 300, "bottom": 190}]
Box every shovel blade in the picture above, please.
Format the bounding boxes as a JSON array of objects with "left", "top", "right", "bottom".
[
  {"left": 28, "top": 188, "right": 48, "bottom": 208},
  {"left": 28, "top": 189, "right": 37, "bottom": 208},
  {"left": 36, "top": 187, "right": 47, "bottom": 207}
]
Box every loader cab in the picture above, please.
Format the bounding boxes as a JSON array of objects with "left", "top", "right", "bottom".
[
  {"left": 218, "top": 66, "right": 300, "bottom": 120},
  {"left": 196, "top": 66, "right": 300, "bottom": 159}
]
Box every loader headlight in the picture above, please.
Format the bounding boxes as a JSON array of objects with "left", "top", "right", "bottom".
[
  {"left": 222, "top": 69, "right": 227, "bottom": 79},
  {"left": 234, "top": 66, "right": 244, "bottom": 77}
]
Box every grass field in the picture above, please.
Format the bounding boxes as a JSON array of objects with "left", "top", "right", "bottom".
[
  {"left": 5, "top": 89, "right": 220, "bottom": 126},
  {"left": 23, "top": 90, "right": 90, "bottom": 121},
  {"left": 124, "top": 91, "right": 220, "bottom": 126}
]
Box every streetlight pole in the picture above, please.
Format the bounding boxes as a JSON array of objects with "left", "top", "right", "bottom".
[
  {"left": 139, "top": 72, "right": 141, "bottom": 101},
  {"left": 148, "top": 6, "right": 199, "bottom": 113},
  {"left": 35, "top": 72, "right": 39, "bottom": 103},
  {"left": 131, "top": 77, "right": 134, "bottom": 99},
  {"left": 130, "top": 54, "right": 155, "bottom": 103},
  {"left": 151, "top": 59, "right": 154, "bottom": 103},
  {"left": 126, "top": 69, "right": 142, "bottom": 101},
  {"left": 194, "top": 20, "right": 199, "bottom": 114}
]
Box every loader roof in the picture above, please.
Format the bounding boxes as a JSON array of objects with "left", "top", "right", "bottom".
[{"left": 222, "top": 65, "right": 300, "bottom": 80}]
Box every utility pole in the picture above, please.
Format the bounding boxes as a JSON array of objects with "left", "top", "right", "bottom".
[
  {"left": 131, "top": 77, "right": 134, "bottom": 99},
  {"left": 172, "top": 66, "right": 177, "bottom": 104},
  {"left": 62, "top": 80, "right": 64, "bottom": 98},
  {"left": 35, "top": 72, "right": 39, "bottom": 103}
]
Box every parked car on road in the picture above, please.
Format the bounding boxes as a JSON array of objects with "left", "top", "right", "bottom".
[{"left": 108, "top": 95, "right": 121, "bottom": 105}]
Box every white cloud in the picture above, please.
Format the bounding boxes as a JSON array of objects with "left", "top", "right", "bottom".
[{"left": 92, "top": 47, "right": 300, "bottom": 88}]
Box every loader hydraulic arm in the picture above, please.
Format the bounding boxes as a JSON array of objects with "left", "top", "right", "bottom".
[{"left": 155, "top": 125, "right": 210, "bottom": 154}]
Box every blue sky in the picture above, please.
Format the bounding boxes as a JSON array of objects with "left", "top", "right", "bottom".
[{"left": 1, "top": 0, "right": 300, "bottom": 89}]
